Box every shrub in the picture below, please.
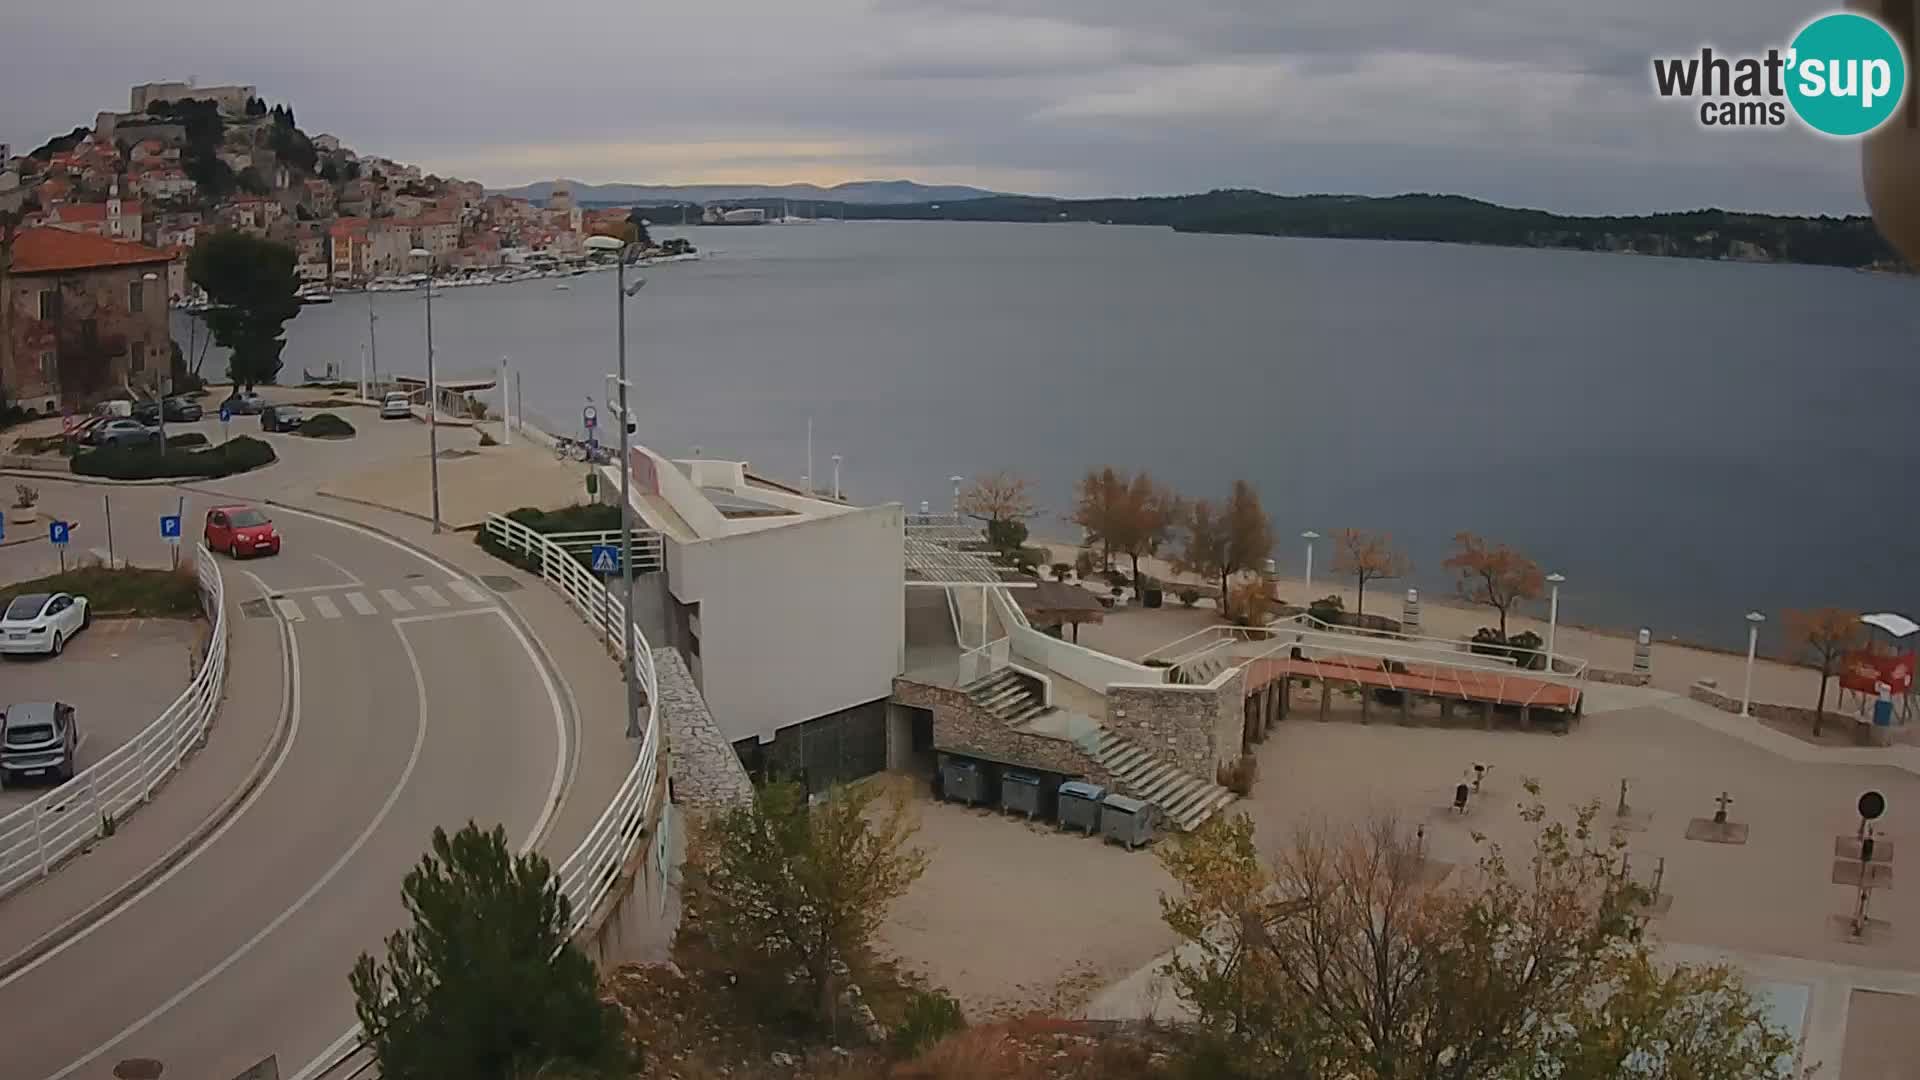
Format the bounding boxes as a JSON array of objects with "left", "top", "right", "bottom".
[
  {"left": 1307, "top": 594, "right": 1345, "bottom": 623},
  {"left": 1105, "top": 568, "right": 1131, "bottom": 587},
  {"left": 1470, "top": 627, "right": 1508, "bottom": 657},
  {"left": 478, "top": 430, "right": 499, "bottom": 447},
  {"left": 1228, "top": 581, "right": 1273, "bottom": 627},
  {"left": 296, "top": 412, "right": 356, "bottom": 438},
  {"left": 1178, "top": 587, "right": 1201, "bottom": 607},
  {"left": 1508, "top": 630, "right": 1546, "bottom": 670},
  {"left": 1016, "top": 546, "right": 1049, "bottom": 575},
  {"left": 891, "top": 989, "right": 967, "bottom": 1056},
  {"left": 1214, "top": 754, "right": 1257, "bottom": 796},
  {"left": 72, "top": 435, "right": 276, "bottom": 480},
  {"left": 1, "top": 565, "right": 201, "bottom": 618},
  {"left": 475, "top": 503, "right": 630, "bottom": 574},
  {"left": 12, "top": 483, "right": 38, "bottom": 509},
  {"left": 165, "top": 432, "right": 209, "bottom": 450},
  {"left": 1051, "top": 561, "right": 1072, "bottom": 581},
  {"left": 1073, "top": 551, "right": 1095, "bottom": 579}
]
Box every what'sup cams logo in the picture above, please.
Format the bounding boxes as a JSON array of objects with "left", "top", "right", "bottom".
[{"left": 1652, "top": 11, "right": 1909, "bottom": 136}]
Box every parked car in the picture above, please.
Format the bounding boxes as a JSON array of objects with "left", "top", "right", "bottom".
[
  {"left": 0, "top": 592, "right": 91, "bottom": 657},
  {"left": 164, "top": 396, "right": 204, "bottom": 422},
  {"left": 204, "top": 505, "right": 281, "bottom": 558},
  {"left": 87, "top": 418, "right": 161, "bottom": 448},
  {"left": 380, "top": 392, "right": 413, "bottom": 420},
  {"left": 219, "top": 391, "right": 266, "bottom": 415},
  {"left": 260, "top": 404, "right": 304, "bottom": 433},
  {"left": 0, "top": 702, "right": 80, "bottom": 786},
  {"left": 131, "top": 398, "right": 162, "bottom": 424}
]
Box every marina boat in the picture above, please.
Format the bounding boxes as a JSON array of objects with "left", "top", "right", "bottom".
[{"left": 295, "top": 283, "right": 334, "bottom": 304}]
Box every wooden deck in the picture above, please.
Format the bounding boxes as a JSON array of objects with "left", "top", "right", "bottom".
[{"left": 1245, "top": 653, "right": 1582, "bottom": 712}]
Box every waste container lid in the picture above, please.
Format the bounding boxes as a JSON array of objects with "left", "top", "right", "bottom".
[
  {"left": 1003, "top": 770, "right": 1042, "bottom": 784},
  {"left": 1058, "top": 781, "right": 1105, "bottom": 800},
  {"left": 1103, "top": 794, "right": 1149, "bottom": 814}
]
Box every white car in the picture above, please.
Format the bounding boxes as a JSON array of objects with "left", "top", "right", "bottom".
[
  {"left": 0, "top": 592, "right": 91, "bottom": 657},
  {"left": 380, "top": 392, "right": 413, "bottom": 420}
]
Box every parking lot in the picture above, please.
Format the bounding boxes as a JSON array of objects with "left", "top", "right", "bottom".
[{"left": 0, "top": 617, "right": 204, "bottom": 811}]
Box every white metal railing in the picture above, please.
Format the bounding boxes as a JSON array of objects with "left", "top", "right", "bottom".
[
  {"left": 0, "top": 545, "right": 228, "bottom": 899},
  {"left": 535, "top": 528, "right": 665, "bottom": 574},
  {"left": 958, "top": 636, "right": 1011, "bottom": 685},
  {"left": 1146, "top": 615, "right": 1592, "bottom": 681},
  {"left": 478, "top": 512, "right": 663, "bottom": 926},
  {"left": 310, "top": 513, "right": 672, "bottom": 1080}
]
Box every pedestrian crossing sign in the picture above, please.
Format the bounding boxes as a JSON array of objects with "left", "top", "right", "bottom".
[{"left": 591, "top": 545, "right": 620, "bottom": 574}]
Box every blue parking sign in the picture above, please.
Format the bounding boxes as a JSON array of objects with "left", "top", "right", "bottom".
[
  {"left": 590, "top": 544, "right": 620, "bottom": 574},
  {"left": 219, "top": 406, "right": 233, "bottom": 424},
  {"left": 49, "top": 520, "right": 70, "bottom": 545},
  {"left": 161, "top": 514, "right": 182, "bottom": 541}
]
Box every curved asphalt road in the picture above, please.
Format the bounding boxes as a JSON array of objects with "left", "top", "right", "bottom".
[{"left": 0, "top": 505, "right": 571, "bottom": 1080}]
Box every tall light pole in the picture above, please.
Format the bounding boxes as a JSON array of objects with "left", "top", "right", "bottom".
[
  {"left": 1301, "top": 531, "right": 1320, "bottom": 595},
  {"left": 950, "top": 475, "right": 964, "bottom": 517},
  {"left": 831, "top": 453, "right": 842, "bottom": 501},
  {"left": 586, "top": 234, "right": 645, "bottom": 739},
  {"left": 141, "top": 271, "right": 167, "bottom": 449},
  {"left": 1741, "top": 611, "right": 1767, "bottom": 718},
  {"left": 1545, "top": 572, "right": 1565, "bottom": 673},
  {"left": 410, "top": 248, "right": 441, "bottom": 533}
]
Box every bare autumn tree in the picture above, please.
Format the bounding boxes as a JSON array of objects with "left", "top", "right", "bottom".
[
  {"left": 1783, "top": 608, "right": 1864, "bottom": 736},
  {"left": 1074, "top": 467, "right": 1180, "bottom": 588},
  {"left": 1443, "top": 532, "right": 1545, "bottom": 639},
  {"left": 959, "top": 469, "right": 1039, "bottom": 558},
  {"left": 1331, "top": 529, "right": 1410, "bottom": 619},
  {"left": 1177, "top": 497, "right": 1232, "bottom": 612},
  {"left": 1070, "top": 467, "right": 1125, "bottom": 572},
  {"left": 1226, "top": 480, "right": 1273, "bottom": 605},
  {"left": 1157, "top": 789, "right": 1799, "bottom": 1080}
]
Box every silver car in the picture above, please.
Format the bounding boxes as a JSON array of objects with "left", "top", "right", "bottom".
[
  {"left": 380, "top": 392, "right": 413, "bottom": 419},
  {"left": 0, "top": 701, "right": 79, "bottom": 786}
]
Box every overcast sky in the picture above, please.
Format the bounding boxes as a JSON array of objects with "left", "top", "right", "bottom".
[{"left": 1, "top": 1, "right": 1879, "bottom": 214}]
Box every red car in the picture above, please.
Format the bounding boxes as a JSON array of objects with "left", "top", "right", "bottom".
[{"left": 204, "top": 505, "right": 282, "bottom": 558}]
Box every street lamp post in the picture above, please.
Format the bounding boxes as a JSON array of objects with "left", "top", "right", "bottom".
[
  {"left": 410, "top": 249, "right": 441, "bottom": 533},
  {"left": 1302, "top": 531, "right": 1320, "bottom": 595},
  {"left": 586, "top": 233, "right": 646, "bottom": 739},
  {"left": 950, "top": 475, "right": 964, "bottom": 518},
  {"left": 1545, "top": 572, "right": 1566, "bottom": 673},
  {"left": 140, "top": 272, "right": 167, "bottom": 449},
  {"left": 1741, "top": 611, "right": 1767, "bottom": 717}
]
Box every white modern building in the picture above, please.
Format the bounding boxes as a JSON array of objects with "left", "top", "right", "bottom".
[{"left": 601, "top": 444, "right": 903, "bottom": 783}]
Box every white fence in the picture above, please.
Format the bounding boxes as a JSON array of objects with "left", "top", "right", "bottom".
[
  {"left": 480, "top": 512, "right": 663, "bottom": 926},
  {"left": 0, "top": 545, "right": 227, "bottom": 900},
  {"left": 532, "top": 528, "right": 664, "bottom": 575},
  {"left": 315, "top": 516, "right": 670, "bottom": 1079}
]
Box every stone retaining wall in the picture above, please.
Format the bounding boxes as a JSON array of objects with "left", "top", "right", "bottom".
[
  {"left": 1106, "top": 667, "right": 1244, "bottom": 776},
  {"left": 893, "top": 677, "right": 1112, "bottom": 785},
  {"left": 1588, "top": 668, "right": 1652, "bottom": 687},
  {"left": 1687, "top": 680, "right": 1887, "bottom": 744}
]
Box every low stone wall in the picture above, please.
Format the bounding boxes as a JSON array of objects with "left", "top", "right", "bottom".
[
  {"left": 1588, "top": 668, "right": 1652, "bottom": 687},
  {"left": 1106, "top": 667, "right": 1245, "bottom": 777},
  {"left": 1687, "top": 680, "right": 1884, "bottom": 742},
  {"left": 655, "top": 648, "right": 754, "bottom": 810},
  {"left": 893, "top": 677, "right": 1111, "bottom": 785}
]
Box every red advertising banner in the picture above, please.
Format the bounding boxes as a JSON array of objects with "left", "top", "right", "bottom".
[
  {"left": 1840, "top": 649, "right": 1916, "bottom": 695},
  {"left": 628, "top": 447, "right": 660, "bottom": 497}
]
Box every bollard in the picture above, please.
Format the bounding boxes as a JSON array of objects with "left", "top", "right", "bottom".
[
  {"left": 1633, "top": 628, "right": 1652, "bottom": 673},
  {"left": 1403, "top": 588, "right": 1421, "bottom": 633}
]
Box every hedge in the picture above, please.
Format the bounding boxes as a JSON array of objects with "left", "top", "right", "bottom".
[
  {"left": 297, "top": 412, "right": 356, "bottom": 439},
  {"left": 1, "top": 566, "right": 201, "bottom": 618},
  {"left": 474, "top": 504, "right": 630, "bottom": 574},
  {"left": 72, "top": 435, "right": 277, "bottom": 480},
  {"left": 166, "top": 432, "right": 209, "bottom": 450}
]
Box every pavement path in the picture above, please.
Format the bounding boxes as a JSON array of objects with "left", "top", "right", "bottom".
[{"left": 0, "top": 482, "right": 604, "bottom": 1080}]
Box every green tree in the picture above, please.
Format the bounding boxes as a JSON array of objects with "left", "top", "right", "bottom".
[
  {"left": 1157, "top": 791, "right": 1799, "bottom": 1080},
  {"left": 350, "top": 823, "right": 629, "bottom": 1080},
  {"left": 188, "top": 232, "right": 301, "bottom": 390},
  {"left": 680, "top": 781, "right": 928, "bottom": 1031}
]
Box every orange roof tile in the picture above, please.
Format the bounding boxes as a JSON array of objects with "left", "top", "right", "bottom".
[
  {"left": 53, "top": 200, "right": 144, "bottom": 223},
  {"left": 9, "top": 227, "right": 174, "bottom": 274}
]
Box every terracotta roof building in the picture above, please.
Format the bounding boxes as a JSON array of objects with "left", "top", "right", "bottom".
[{"left": 2, "top": 226, "right": 175, "bottom": 411}]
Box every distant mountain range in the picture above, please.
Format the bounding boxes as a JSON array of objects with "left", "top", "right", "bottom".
[{"left": 490, "top": 178, "right": 1007, "bottom": 206}]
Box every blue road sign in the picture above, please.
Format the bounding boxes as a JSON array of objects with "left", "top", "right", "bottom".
[
  {"left": 161, "top": 514, "right": 182, "bottom": 540},
  {"left": 219, "top": 406, "right": 233, "bottom": 424},
  {"left": 0, "top": 515, "right": 6, "bottom": 543},
  {"left": 49, "top": 520, "right": 70, "bottom": 546},
  {"left": 590, "top": 544, "right": 620, "bottom": 574}
]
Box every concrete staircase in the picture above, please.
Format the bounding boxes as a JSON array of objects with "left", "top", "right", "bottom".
[
  {"left": 965, "top": 668, "right": 1051, "bottom": 724},
  {"left": 1079, "top": 729, "right": 1237, "bottom": 832},
  {"left": 1170, "top": 651, "right": 1229, "bottom": 685}
]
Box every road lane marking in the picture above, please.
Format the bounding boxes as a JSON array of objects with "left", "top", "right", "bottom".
[
  {"left": 273, "top": 598, "right": 304, "bottom": 622},
  {"left": 310, "top": 552, "right": 362, "bottom": 586},
  {"left": 447, "top": 579, "right": 487, "bottom": 604},
  {"left": 411, "top": 584, "right": 450, "bottom": 608},
  {"left": 392, "top": 607, "right": 501, "bottom": 626},
  {"left": 379, "top": 588, "right": 413, "bottom": 612},
  {"left": 345, "top": 592, "right": 377, "bottom": 616},
  {"left": 0, "top": 568, "right": 303, "bottom": 991},
  {"left": 46, "top": 607, "right": 433, "bottom": 1080},
  {"left": 309, "top": 595, "right": 340, "bottom": 620}
]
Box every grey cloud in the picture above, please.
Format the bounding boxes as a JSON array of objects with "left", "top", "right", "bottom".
[{"left": 0, "top": 0, "right": 1878, "bottom": 213}]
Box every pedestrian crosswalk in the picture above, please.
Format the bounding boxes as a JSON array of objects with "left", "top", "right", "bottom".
[{"left": 267, "top": 581, "right": 493, "bottom": 623}]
